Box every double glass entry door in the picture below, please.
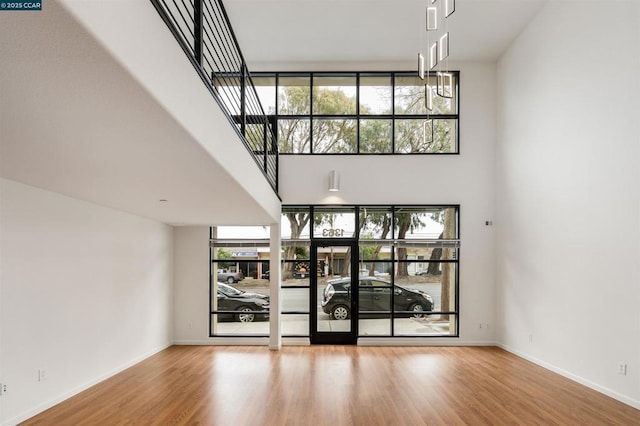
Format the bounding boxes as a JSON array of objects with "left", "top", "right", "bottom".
[{"left": 310, "top": 240, "right": 358, "bottom": 344}]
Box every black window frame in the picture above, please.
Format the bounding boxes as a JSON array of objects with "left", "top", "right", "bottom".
[{"left": 251, "top": 71, "right": 460, "bottom": 155}]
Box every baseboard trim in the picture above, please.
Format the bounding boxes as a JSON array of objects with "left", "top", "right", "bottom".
[
  {"left": 173, "top": 338, "right": 269, "bottom": 346},
  {"left": 5, "top": 342, "right": 172, "bottom": 426},
  {"left": 497, "top": 342, "right": 640, "bottom": 410},
  {"left": 282, "top": 337, "right": 310, "bottom": 346},
  {"left": 358, "top": 338, "right": 496, "bottom": 346},
  {"left": 172, "top": 337, "right": 310, "bottom": 346}
]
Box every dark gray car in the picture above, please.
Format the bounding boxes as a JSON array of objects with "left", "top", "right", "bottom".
[{"left": 321, "top": 277, "right": 433, "bottom": 320}]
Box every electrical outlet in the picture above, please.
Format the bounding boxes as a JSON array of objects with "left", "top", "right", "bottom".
[
  {"left": 38, "top": 369, "right": 46, "bottom": 382},
  {"left": 0, "top": 383, "right": 7, "bottom": 395},
  {"left": 618, "top": 363, "right": 627, "bottom": 375}
]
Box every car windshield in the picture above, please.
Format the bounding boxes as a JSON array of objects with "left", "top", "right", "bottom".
[{"left": 217, "top": 282, "right": 243, "bottom": 296}]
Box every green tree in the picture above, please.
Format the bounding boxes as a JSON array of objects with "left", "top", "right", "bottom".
[
  {"left": 394, "top": 81, "right": 454, "bottom": 153},
  {"left": 216, "top": 248, "right": 233, "bottom": 270},
  {"left": 359, "top": 211, "right": 392, "bottom": 275},
  {"left": 277, "top": 87, "right": 361, "bottom": 153},
  {"left": 277, "top": 76, "right": 455, "bottom": 154}
]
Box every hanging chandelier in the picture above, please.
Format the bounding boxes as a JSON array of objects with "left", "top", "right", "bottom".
[{"left": 418, "top": 0, "right": 455, "bottom": 144}]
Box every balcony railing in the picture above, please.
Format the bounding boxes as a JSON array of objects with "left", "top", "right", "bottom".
[{"left": 150, "top": 0, "right": 278, "bottom": 193}]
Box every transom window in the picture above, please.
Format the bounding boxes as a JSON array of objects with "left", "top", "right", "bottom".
[{"left": 252, "top": 72, "right": 460, "bottom": 154}]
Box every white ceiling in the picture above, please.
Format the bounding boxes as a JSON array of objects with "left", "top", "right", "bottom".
[
  {"left": 0, "top": 1, "right": 280, "bottom": 226},
  {"left": 224, "top": 0, "right": 548, "bottom": 67}
]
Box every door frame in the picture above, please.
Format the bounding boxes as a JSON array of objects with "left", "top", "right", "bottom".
[{"left": 310, "top": 239, "right": 358, "bottom": 344}]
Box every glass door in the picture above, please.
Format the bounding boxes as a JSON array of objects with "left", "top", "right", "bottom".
[{"left": 310, "top": 240, "right": 358, "bottom": 344}]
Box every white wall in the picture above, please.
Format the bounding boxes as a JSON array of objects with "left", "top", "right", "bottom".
[
  {"left": 173, "top": 226, "right": 211, "bottom": 343},
  {"left": 0, "top": 179, "right": 173, "bottom": 425},
  {"left": 496, "top": 2, "right": 640, "bottom": 408},
  {"left": 279, "top": 62, "right": 498, "bottom": 344}
]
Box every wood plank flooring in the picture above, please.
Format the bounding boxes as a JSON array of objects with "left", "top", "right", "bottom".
[{"left": 23, "top": 346, "right": 640, "bottom": 425}]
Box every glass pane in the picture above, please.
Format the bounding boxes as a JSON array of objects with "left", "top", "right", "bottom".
[
  {"left": 251, "top": 75, "right": 276, "bottom": 115},
  {"left": 395, "top": 74, "right": 458, "bottom": 115},
  {"left": 359, "top": 315, "right": 391, "bottom": 336},
  {"left": 394, "top": 314, "right": 455, "bottom": 336},
  {"left": 212, "top": 260, "right": 270, "bottom": 283},
  {"left": 282, "top": 314, "right": 309, "bottom": 336},
  {"left": 393, "top": 207, "right": 457, "bottom": 239},
  {"left": 359, "top": 119, "right": 392, "bottom": 153},
  {"left": 282, "top": 245, "right": 310, "bottom": 261},
  {"left": 359, "top": 75, "right": 392, "bottom": 115},
  {"left": 313, "top": 75, "right": 357, "bottom": 115},
  {"left": 425, "top": 75, "right": 457, "bottom": 114},
  {"left": 313, "top": 119, "right": 357, "bottom": 153},
  {"left": 313, "top": 207, "right": 356, "bottom": 239},
  {"left": 359, "top": 207, "right": 393, "bottom": 239},
  {"left": 211, "top": 314, "right": 270, "bottom": 336},
  {"left": 278, "top": 118, "right": 310, "bottom": 153},
  {"left": 281, "top": 265, "right": 310, "bottom": 286},
  {"left": 282, "top": 287, "right": 309, "bottom": 313},
  {"left": 394, "top": 119, "right": 457, "bottom": 153},
  {"left": 317, "top": 246, "right": 351, "bottom": 278},
  {"left": 278, "top": 75, "right": 310, "bottom": 115},
  {"left": 357, "top": 261, "right": 392, "bottom": 278},
  {"left": 281, "top": 208, "right": 311, "bottom": 240},
  {"left": 394, "top": 75, "right": 428, "bottom": 115},
  {"left": 215, "top": 226, "right": 271, "bottom": 239},
  {"left": 318, "top": 255, "right": 351, "bottom": 331},
  {"left": 394, "top": 263, "right": 456, "bottom": 313}
]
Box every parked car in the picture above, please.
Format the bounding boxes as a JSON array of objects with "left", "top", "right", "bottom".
[
  {"left": 321, "top": 277, "right": 433, "bottom": 320},
  {"left": 216, "top": 282, "right": 269, "bottom": 322},
  {"left": 217, "top": 269, "right": 244, "bottom": 284}
]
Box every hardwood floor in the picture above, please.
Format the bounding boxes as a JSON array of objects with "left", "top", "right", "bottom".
[{"left": 23, "top": 346, "right": 640, "bottom": 425}]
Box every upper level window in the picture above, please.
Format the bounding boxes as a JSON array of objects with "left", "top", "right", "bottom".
[{"left": 252, "top": 71, "right": 459, "bottom": 154}]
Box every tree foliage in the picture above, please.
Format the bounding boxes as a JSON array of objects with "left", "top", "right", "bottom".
[
  {"left": 277, "top": 81, "right": 453, "bottom": 154},
  {"left": 216, "top": 248, "right": 233, "bottom": 270}
]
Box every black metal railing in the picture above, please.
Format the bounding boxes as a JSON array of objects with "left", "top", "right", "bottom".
[{"left": 150, "top": 0, "right": 278, "bottom": 193}]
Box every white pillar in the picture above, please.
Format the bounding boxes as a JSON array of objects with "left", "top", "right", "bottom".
[{"left": 269, "top": 220, "right": 281, "bottom": 350}]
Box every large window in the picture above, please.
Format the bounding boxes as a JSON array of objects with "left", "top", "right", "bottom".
[
  {"left": 252, "top": 72, "right": 459, "bottom": 154},
  {"left": 210, "top": 205, "right": 460, "bottom": 338},
  {"left": 210, "top": 226, "right": 271, "bottom": 337},
  {"left": 283, "top": 205, "right": 460, "bottom": 338}
]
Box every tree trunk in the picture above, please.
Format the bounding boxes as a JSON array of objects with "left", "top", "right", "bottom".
[
  {"left": 396, "top": 221, "right": 410, "bottom": 276},
  {"left": 427, "top": 232, "right": 444, "bottom": 275}
]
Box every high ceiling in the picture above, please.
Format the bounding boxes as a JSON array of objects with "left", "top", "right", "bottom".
[
  {"left": 0, "top": 1, "right": 280, "bottom": 226},
  {"left": 224, "top": 0, "right": 548, "bottom": 67}
]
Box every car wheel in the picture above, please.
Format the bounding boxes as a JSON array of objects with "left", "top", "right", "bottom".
[
  {"left": 236, "top": 306, "right": 255, "bottom": 322},
  {"left": 409, "top": 303, "right": 425, "bottom": 318},
  {"left": 331, "top": 304, "right": 350, "bottom": 320},
  {"left": 227, "top": 276, "right": 235, "bottom": 284}
]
